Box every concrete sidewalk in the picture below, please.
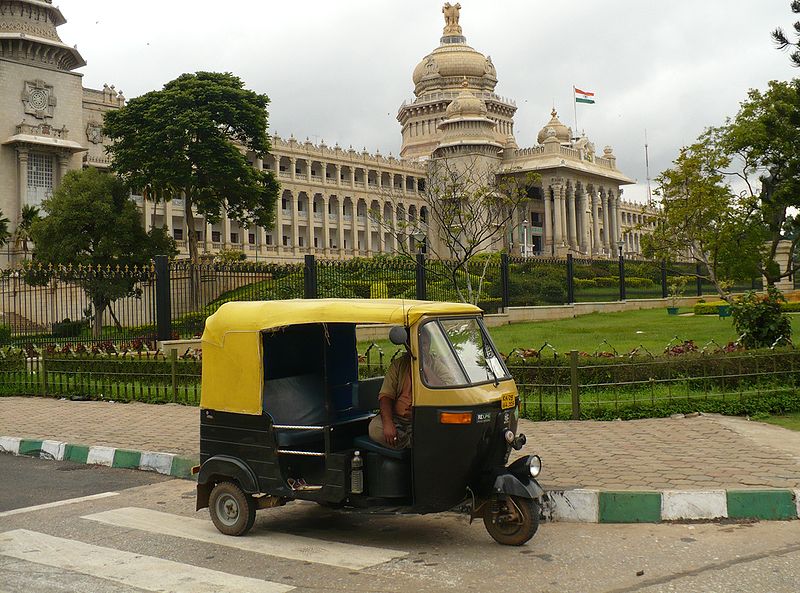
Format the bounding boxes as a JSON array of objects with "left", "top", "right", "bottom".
[{"left": 1, "top": 396, "right": 799, "bottom": 521}]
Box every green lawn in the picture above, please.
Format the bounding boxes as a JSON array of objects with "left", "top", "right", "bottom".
[
  {"left": 357, "top": 309, "right": 800, "bottom": 358},
  {"left": 759, "top": 412, "right": 800, "bottom": 432}
]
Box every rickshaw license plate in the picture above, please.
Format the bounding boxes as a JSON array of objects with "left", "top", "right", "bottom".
[{"left": 501, "top": 392, "right": 516, "bottom": 409}]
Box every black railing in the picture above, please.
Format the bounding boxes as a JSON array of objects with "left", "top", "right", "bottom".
[{"left": 1, "top": 255, "right": 764, "bottom": 345}]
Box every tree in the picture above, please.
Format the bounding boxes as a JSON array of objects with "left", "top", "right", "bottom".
[
  {"left": 103, "top": 71, "right": 280, "bottom": 265},
  {"left": 644, "top": 79, "right": 800, "bottom": 296},
  {"left": 29, "top": 168, "right": 176, "bottom": 337},
  {"left": 721, "top": 79, "right": 800, "bottom": 284},
  {"left": 642, "top": 133, "right": 765, "bottom": 301},
  {"left": 374, "top": 155, "right": 538, "bottom": 304},
  {"left": 772, "top": 1, "right": 800, "bottom": 66},
  {"left": 13, "top": 204, "right": 40, "bottom": 259}
]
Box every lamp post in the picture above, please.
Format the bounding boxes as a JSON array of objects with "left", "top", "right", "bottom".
[
  {"left": 522, "top": 218, "right": 529, "bottom": 259},
  {"left": 412, "top": 229, "right": 427, "bottom": 254},
  {"left": 617, "top": 239, "right": 626, "bottom": 300}
]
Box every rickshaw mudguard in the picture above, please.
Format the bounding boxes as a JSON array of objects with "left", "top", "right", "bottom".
[
  {"left": 492, "top": 473, "right": 544, "bottom": 500},
  {"left": 196, "top": 455, "right": 259, "bottom": 511}
]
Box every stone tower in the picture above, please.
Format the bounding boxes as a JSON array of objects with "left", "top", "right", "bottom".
[{"left": 397, "top": 3, "right": 516, "bottom": 160}]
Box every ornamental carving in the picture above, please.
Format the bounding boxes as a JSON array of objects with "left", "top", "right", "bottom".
[
  {"left": 22, "top": 80, "right": 56, "bottom": 119},
  {"left": 86, "top": 122, "right": 104, "bottom": 144},
  {"left": 442, "top": 3, "right": 462, "bottom": 35},
  {"left": 484, "top": 56, "right": 496, "bottom": 76},
  {"left": 424, "top": 56, "right": 439, "bottom": 75}
]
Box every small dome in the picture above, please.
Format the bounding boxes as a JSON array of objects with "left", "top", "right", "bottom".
[
  {"left": 412, "top": 43, "right": 497, "bottom": 96},
  {"left": 537, "top": 109, "right": 572, "bottom": 145},
  {"left": 444, "top": 79, "right": 488, "bottom": 118}
]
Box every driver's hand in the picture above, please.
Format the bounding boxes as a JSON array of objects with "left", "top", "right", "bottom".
[{"left": 383, "top": 422, "right": 397, "bottom": 447}]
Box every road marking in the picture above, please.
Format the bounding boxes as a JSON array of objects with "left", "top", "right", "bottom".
[
  {"left": 0, "top": 529, "right": 294, "bottom": 593},
  {"left": 83, "top": 506, "right": 408, "bottom": 570},
  {"left": 0, "top": 492, "right": 119, "bottom": 518}
]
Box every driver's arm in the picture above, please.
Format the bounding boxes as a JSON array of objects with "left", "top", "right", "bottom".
[{"left": 378, "top": 396, "right": 396, "bottom": 444}]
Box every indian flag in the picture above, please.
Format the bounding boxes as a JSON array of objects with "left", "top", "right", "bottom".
[{"left": 574, "top": 87, "right": 595, "bottom": 104}]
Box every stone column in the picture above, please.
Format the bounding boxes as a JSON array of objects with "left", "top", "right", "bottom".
[
  {"left": 566, "top": 185, "right": 578, "bottom": 250},
  {"left": 591, "top": 188, "right": 601, "bottom": 256},
  {"left": 608, "top": 193, "right": 618, "bottom": 249},
  {"left": 56, "top": 153, "right": 70, "bottom": 187},
  {"left": 600, "top": 188, "right": 609, "bottom": 254},
  {"left": 510, "top": 204, "right": 520, "bottom": 254},
  {"left": 16, "top": 148, "right": 28, "bottom": 218},
  {"left": 578, "top": 187, "right": 590, "bottom": 253},
  {"left": 221, "top": 209, "right": 230, "bottom": 249},
  {"left": 616, "top": 193, "right": 624, "bottom": 252},
  {"left": 307, "top": 196, "right": 315, "bottom": 253},
  {"left": 322, "top": 195, "right": 330, "bottom": 255},
  {"left": 289, "top": 157, "right": 296, "bottom": 180},
  {"left": 543, "top": 188, "right": 553, "bottom": 255},
  {"left": 165, "top": 199, "right": 174, "bottom": 237},
  {"left": 276, "top": 194, "right": 285, "bottom": 255},
  {"left": 552, "top": 184, "right": 563, "bottom": 250},
  {"left": 365, "top": 200, "right": 373, "bottom": 255},
  {"left": 390, "top": 205, "right": 398, "bottom": 254},
  {"left": 337, "top": 198, "right": 345, "bottom": 257},
  {"left": 335, "top": 164, "right": 342, "bottom": 187},
  {"left": 291, "top": 192, "right": 299, "bottom": 255},
  {"left": 205, "top": 218, "right": 212, "bottom": 253},
  {"left": 350, "top": 168, "right": 356, "bottom": 188}
]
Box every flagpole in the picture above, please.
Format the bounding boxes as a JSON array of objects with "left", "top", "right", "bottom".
[{"left": 572, "top": 85, "right": 579, "bottom": 141}]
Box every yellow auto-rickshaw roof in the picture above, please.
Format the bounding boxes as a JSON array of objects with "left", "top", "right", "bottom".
[{"left": 202, "top": 298, "right": 483, "bottom": 347}]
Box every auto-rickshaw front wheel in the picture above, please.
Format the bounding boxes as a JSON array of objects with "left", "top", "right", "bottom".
[
  {"left": 209, "top": 481, "right": 256, "bottom": 536},
  {"left": 483, "top": 495, "right": 539, "bottom": 546}
]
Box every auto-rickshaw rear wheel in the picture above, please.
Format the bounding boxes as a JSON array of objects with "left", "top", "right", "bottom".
[
  {"left": 483, "top": 495, "right": 539, "bottom": 546},
  {"left": 209, "top": 481, "right": 256, "bottom": 536}
]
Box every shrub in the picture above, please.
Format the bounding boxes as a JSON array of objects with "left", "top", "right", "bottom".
[
  {"left": 731, "top": 288, "right": 792, "bottom": 349},
  {"left": 370, "top": 282, "right": 389, "bottom": 299},
  {"left": 0, "top": 325, "right": 10, "bottom": 345},
  {"left": 52, "top": 318, "right": 87, "bottom": 338},
  {"left": 694, "top": 301, "right": 727, "bottom": 315}
]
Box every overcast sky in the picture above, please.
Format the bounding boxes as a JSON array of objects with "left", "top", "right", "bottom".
[{"left": 59, "top": 0, "right": 797, "bottom": 202}]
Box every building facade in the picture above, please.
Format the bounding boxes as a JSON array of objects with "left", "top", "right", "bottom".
[{"left": 0, "top": 1, "right": 654, "bottom": 265}]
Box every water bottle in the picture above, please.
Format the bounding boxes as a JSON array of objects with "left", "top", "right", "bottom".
[{"left": 350, "top": 450, "right": 364, "bottom": 494}]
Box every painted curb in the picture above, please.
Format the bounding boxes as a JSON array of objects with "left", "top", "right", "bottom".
[
  {"left": 0, "top": 435, "right": 197, "bottom": 480},
  {"left": 661, "top": 490, "right": 728, "bottom": 520},
  {"left": 0, "top": 435, "right": 797, "bottom": 522}
]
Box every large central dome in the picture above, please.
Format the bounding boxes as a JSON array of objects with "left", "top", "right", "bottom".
[
  {"left": 411, "top": 6, "right": 497, "bottom": 95},
  {"left": 398, "top": 4, "right": 516, "bottom": 160}
]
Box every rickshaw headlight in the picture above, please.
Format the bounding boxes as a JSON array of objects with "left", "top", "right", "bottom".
[
  {"left": 527, "top": 455, "right": 542, "bottom": 478},
  {"left": 504, "top": 430, "right": 515, "bottom": 444}
]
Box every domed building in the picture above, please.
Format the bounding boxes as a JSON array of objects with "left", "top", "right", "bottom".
[{"left": 0, "top": 2, "right": 652, "bottom": 265}]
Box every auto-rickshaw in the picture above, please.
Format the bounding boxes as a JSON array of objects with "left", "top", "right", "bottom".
[{"left": 195, "top": 299, "right": 543, "bottom": 546}]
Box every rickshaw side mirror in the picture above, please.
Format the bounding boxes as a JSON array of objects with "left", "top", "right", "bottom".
[{"left": 389, "top": 326, "right": 409, "bottom": 346}]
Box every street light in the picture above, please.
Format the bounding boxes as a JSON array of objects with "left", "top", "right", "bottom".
[
  {"left": 522, "top": 218, "right": 529, "bottom": 259},
  {"left": 412, "top": 228, "right": 427, "bottom": 254},
  {"left": 617, "top": 239, "right": 626, "bottom": 301}
]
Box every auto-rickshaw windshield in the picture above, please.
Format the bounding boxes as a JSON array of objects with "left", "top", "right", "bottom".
[{"left": 420, "top": 317, "right": 510, "bottom": 388}]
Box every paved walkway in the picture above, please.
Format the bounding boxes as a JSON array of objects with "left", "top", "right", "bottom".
[{"left": 2, "top": 396, "right": 800, "bottom": 491}]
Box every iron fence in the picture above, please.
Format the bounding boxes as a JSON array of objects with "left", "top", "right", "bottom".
[
  {"left": 4, "top": 344, "right": 797, "bottom": 422},
  {"left": 0, "top": 254, "right": 766, "bottom": 345}
]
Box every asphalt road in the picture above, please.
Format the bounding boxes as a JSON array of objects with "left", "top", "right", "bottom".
[
  {"left": 0, "top": 454, "right": 170, "bottom": 512},
  {"left": 0, "top": 455, "right": 799, "bottom": 592}
]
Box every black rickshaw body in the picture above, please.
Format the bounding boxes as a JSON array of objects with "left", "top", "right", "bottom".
[{"left": 195, "top": 299, "right": 543, "bottom": 543}]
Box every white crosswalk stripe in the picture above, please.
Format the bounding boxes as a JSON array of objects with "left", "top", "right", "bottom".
[
  {"left": 0, "top": 529, "right": 294, "bottom": 593},
  {"left": 83, "top": 506, "right": 408, "bottom": 570}
]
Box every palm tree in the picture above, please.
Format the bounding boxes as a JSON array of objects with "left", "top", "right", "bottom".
[{"left": 13, "top": 205, "right": 40, "bottom": 259}]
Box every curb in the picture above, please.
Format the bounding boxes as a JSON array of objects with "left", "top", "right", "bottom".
[
  {"left": 1, "top": 435, "right": 798, "bottom": 523},
  {"left": 0, "top": 436, "right": 197, "bottom": 480},
  {"left": 542, "top": 488, "right": 800, "bottom": 523}
]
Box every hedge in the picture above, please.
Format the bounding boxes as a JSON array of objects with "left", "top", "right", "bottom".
[{"left": 695, "top": 300, "right": 800, "bottom": 315}]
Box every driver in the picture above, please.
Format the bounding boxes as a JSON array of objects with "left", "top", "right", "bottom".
[{"left": 368, "top": 328, "right": 454, "bottom": 449}]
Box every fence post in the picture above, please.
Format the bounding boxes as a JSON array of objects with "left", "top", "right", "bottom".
[
  {"left": 695, "top": 263, "right": 703, "bottom": 297},
  {"left": 500, "top": 253, "right": 510, "bottom": 311},
  {"left": 661, "top": 261, "right": 668, "bottom": 299},
  {"left": 416, "top": 253, "right": 427, "bottom": 300},
  {"left": 304, "top": 254, "right": 318, "bottom": 299},
  {"left": 38, "top": 355, "right": 46, "bottom": 396},
  {"left": 569, "top": 349, "right": 581, "bottom": 420},
  {"left": 154, "top": 255, "right": 172, "bottom": 342},
  {"left": 170, "top": 349, "right": 178, "bottom": 403},
  {"left": 566, "top": 254, "right": 575, "bottom": 304}
]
